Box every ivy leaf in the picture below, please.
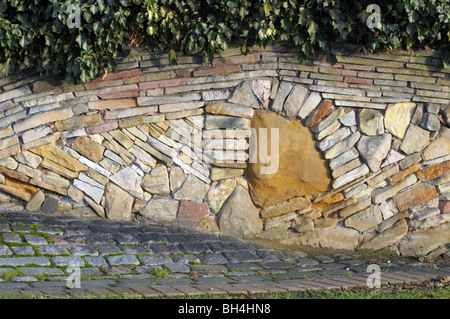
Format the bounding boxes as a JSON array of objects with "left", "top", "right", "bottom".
[
  {"left": 326, "top": 53, "right": 337, "bottom": 66},
  {"left": 93, "top": 21, "right": 103, "bottom": 35},
  {"left": 0, "top": 1, "right": 6, "bottom": 13},
  {"left": 307, "top": 21, "right": 319, "bottom": 36},
  {"left": 1, "top": 58, "right": 15, "bottom": 76},
  {"left": 168, "top": 49, "right": 178, "bottom": 64}
]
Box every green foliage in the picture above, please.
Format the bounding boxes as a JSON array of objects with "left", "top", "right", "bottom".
[{"left": 0, "top": 0, "right": 449, "bottom": 82}]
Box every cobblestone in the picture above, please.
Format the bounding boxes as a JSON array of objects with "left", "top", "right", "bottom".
[{"left": 0, "top": 211, "right": 447, "bottom": 299}]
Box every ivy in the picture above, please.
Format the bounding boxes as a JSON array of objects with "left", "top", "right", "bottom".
[{"left": 0, "top": 0, "right": 448, "bottom": 83}]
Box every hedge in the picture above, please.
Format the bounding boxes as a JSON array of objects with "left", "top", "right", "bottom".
[{"left": 0, "top": 0, "right": 449, "bottom": 82}]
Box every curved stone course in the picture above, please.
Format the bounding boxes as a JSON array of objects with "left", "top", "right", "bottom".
[{"left": 0, "top": 48, "right": 449, "bottom": 257}]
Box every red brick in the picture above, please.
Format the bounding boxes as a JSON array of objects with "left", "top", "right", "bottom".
[
  {"left": 139, "top": 78, "right": 186, "bottom": 90},
  {"left": 193, "top": 65, "right": 241, "bottom": 77},
  {"left": 439, "top": 201, "right": 450, "bottom": 214},
  {"left": 91, "top": 69, "right": 143, "bottom": 82},
  {"left": 177, "top": 200, "right": 209, "bottom": 225},
  {"left": 344, "top": 76, "right": 374, "bottom": 85},
  {"left": 212, "top": 53, "right": 260, "bottom": 67},
  {"left": 84, "top": 79, "right": 123, "bottom": 90},
  {"left": 88, "top": 99, "right": 136, "bottom": 110},
  {"left": 98, "top": 90, "right": 139, "bottom": 100},
  {"left": 85, "top": 120, "right": 118, "bottom": 135},
  {"left": 343, "top": 64, "right": 376, "bottom": 71},
  {"left": 313, "top": 60, "right": 344, "bottom": 68},
  {"left": 393, "top": 183, "right": 439, "bottom": 212}
]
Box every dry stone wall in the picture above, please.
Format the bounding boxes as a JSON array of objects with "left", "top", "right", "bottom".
[{"left": 0, "top": 47, "right": 449, "bottom": 258}]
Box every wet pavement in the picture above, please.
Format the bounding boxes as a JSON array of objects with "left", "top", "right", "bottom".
[{"left": 0, "top": 210, "right": 449, "bottom": 299}]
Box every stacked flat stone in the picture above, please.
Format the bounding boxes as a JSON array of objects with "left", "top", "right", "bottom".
[{"left": 0, "top": 47, "right": 449, "bottom": 258}]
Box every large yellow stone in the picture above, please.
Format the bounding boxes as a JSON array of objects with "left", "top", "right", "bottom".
[
  {"left": 247, "top": 111, "right": 332, "bottom": 208},
  {"left": 29, "top": 143, "right": 87, "bottom": 172}
]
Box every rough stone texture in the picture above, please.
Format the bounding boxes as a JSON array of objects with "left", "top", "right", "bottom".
[
  {"left": 393, "top": 184, "right": 439, "bottom": 212},
  {"left": 141, "top": 166, "right": 170, "bottom": 195},
  {"left": 416, "top": 161, "right": 450, "bottom": 181},
  {"left": 228, "top": 81, "right": 259, "bottom": 108},
  {"left": 71, "top": 136, "right": 105, "bottom": 162},
  {"left": 26, "top": 190, "right": 45, "bottom": 212},
  {"left": 359, "top": 219, "right": 408, "bottom": 251},
  {"left": 384, "top": 102, "right": 416, "bottom": 139},
  {"left": 356, "top": 134, "right": 391, "bottom": 172},
  {"left": 195, "top": 216, "right": 220, "bottom": 233},
  {"left": 400, "top": 124, "right": 430, "bottom": 155},
  {"left": 139, "top": 198, "right": 180, "bottom": 224},
  {"left": 217, "top": 185, "right": 263, "bottom": 238},
  {"left": 110, "top": 166, "right": 144, "bottom": 199},
  {"left": 169, "top": 166, "right": 186, "bottom": 192},
  {"left": 422, "top": 126, "right": 450, "bottom": 161},
  {"left": 173, "top": 174, "right": 209, "bottom": 202},
  {"left": 247, "top": 111, "right": 331, "bottom": 208},
  {"left": 358, "top": 109, "right": 384, "bottom": 136},
  {"left": 283, "top": 85, "right": 308, "bottom": 118},
  {"left": 298, "top": 227, "right": 359, "bottom": 250},
  {"left": 206, "top": 178, "right": 237, "bottom": 214},
  {"left": 398, "top": 223, "right": 450, "bottom": 256},
  {"left": 104, "top": 183, "right": 134, "bottom": 221},
  {"left": 177, "top": 200, "right": 209, "bottom": 226},
  {"left": 344, "top": 205, "right": 383, "bottom": 232},
  {"left": 0, "top": 50, "right": 448, "bottom": 256}
]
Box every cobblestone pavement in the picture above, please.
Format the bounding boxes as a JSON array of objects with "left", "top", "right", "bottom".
[{"left": 0, "top": 211, "right": 449, "bottom": 299}]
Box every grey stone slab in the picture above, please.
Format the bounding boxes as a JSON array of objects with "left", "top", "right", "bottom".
[
  {"left": 12, "top": 276, "right": 39, "bottom": 282},
  {"left": 171, "top": 254, "right": 201, "bottom": 264},
  {"left": 228, "top": 263, "right": 263, "bottom": 271},
  {"left": 295, "top": 258, "right": 320, "bottom": 267},
  {"left": 18, "top": 267, "right": 65, "bottom": 276},
  {"left": 163, "top": 263, "right": 190, "bottom": 273},
  {"left": 180, "top": 243, "right": 212, "bottom": 254},
  {"left": 0, "top": 225, "right": 10, "bottom": 232},
  {"left": 85, "top": 257, "right": 108, "bottom": 267},
  {"left": 157, "top": 277, "right": 195, "bottom": 286},
  {"left": 96, "top": 244, "right": 121, "bottom": 255},
  {"left": 52, "top": 256, "right": 85, "bottom": 267},
  {"left": 139, "top": 254, "right": 173, "bottom": 266},
  {"left": 192, "top": 276, "right": 235, "bottom": 284},
  {"left": 114, "top": 233, "right": 139, "bottom": 245},
  {"left": 231, "top": 275, "right": 273, "bottom": 283},
  {"left": 259, "top": 261, "right": 296, "bottom": 269},
  {"left": 70, "top": 245, "right": 99, "bottom": 256},
  {"left": 120, "top": 245, "right": 152, "bottom": 255},
  {"left": 137, "top": 233, "right": 169, "bottom": 244},
  {"left": 85, "top": 235, "right": 116, "bottom": 245},
  {"left": 0, "top": 282, "right": 31, "bottom": 291},
  {"left": 106, "top": 255, "right": 140, "bottom": 266},
  {"left": 198, "top": 253, "right": 228, "bottom": 264},
  {"left": 38, "top": 245, "right": 70, "bottom": 255},
  {"left": 0, "top": 245, "right": 12, "bottom": 256},
  {"left": 2, "top": 233, "right": 22, "bottom": 243},
  {"left": 23, "top": 235, "right": 48, "bottom": 245},
  {"left": 77, "top": 267, "right": 103, "bottom": 276},
  {"left": 207, "top": 241, "right": 237, "bottom": 252},
  {"left": 0, "top": 256, "right": 50, "bottom": 266},
  {"left": 13, "top": 225, "right": 32, "bottom": 233},
  {"left": 223, "top": 250, "right": 262, "bottom": 263},
  {"left": 11, "top": 246, "right": 35, "bottom": 255},
  {"left": 34, "top": 226, "right": 63, "bottom": 235},
  {"left": 150, "top": 244, "right": 182, "bottom": 254}
]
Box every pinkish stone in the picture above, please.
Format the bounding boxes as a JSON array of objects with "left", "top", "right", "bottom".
[
  {"left": 177, "top": 200, "right": 209, "bottom": 226},
  {"left": 85, "top": 120, "right": 118, "bottom": 135},
  {"left": 439, "top": 201, "right": 450, "bottom": 214}
]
